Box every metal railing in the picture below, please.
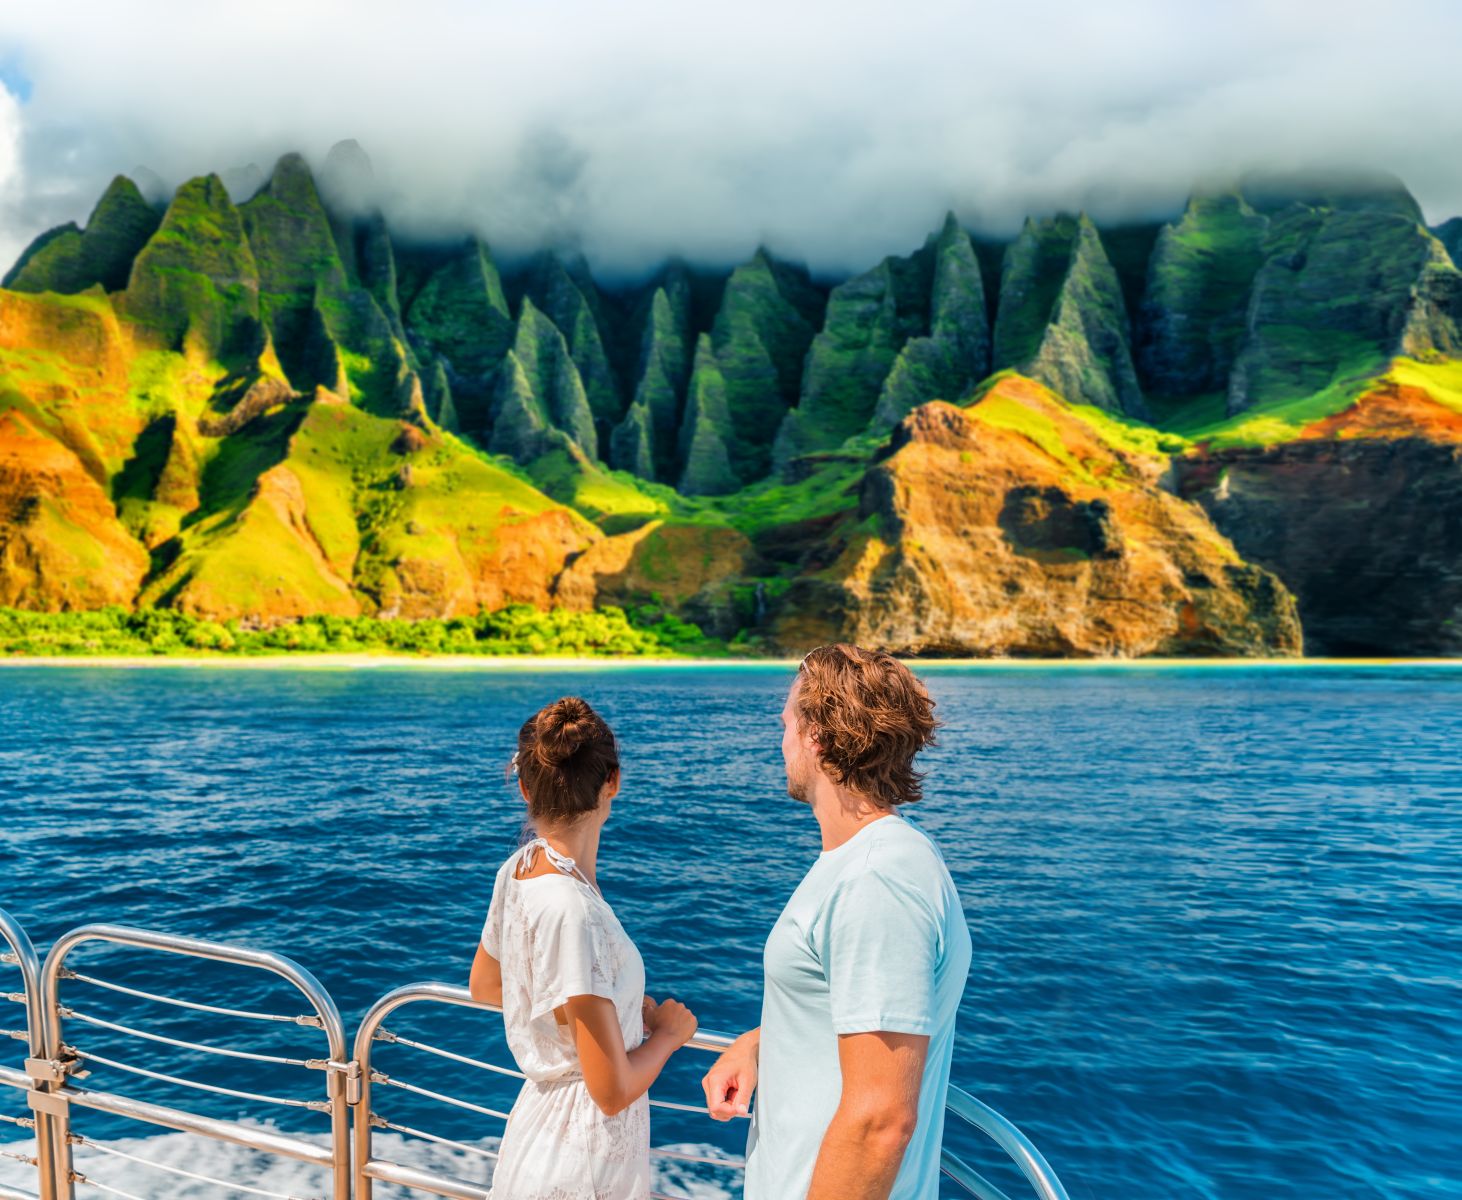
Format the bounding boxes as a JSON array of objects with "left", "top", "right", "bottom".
[
  {"left": 942, "top": 1088, "right": 1070, "bottom": 1200},
  {"left": 0, "top": 909, "right": 43, "bottom": 1200},
  {"left": 0, "top": 909, "right": 1071, "bottom": 1200},
  {"left": 351, "top": 982, "right": 745, "bottom": 1200},
  {"left": 35, "top": 922, "right": 351, "bottom": 1200}
]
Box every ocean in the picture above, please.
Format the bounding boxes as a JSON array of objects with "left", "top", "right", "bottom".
[{"left": 0, "top": 662, "right": 1458, "bottom": 1198}]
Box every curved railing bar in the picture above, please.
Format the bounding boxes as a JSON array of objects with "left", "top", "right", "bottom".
[
  {"left": 947, "top": 1085, "right": 1072, "bottom": 1200},
  {"left": 352, "top": 982, "right": 498, "bottom": 1200},
  {"left": 0, "top": 910, "right": 55, "bottom": 1200},
  {"left": 0, "top": 925, "right": 1072, "bottom": 1200},
  {"left": 0, "top": 910, "right": 43, "bottom": 1059},
  {"left": 40, "top": 924, "right": 351, "bottom": 1200},
  {"left": 941, "top": 1146, "right": 1017, "bottom": 1200},
  {"left": 40, "top": 925, "right": 346, "bottom": 1063},
  {"left": 351, "top": 982, "right": 1073, "bottom": 1200}
]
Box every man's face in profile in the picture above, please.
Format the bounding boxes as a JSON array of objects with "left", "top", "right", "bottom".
[{"left": 782, "top": 679, "right": 816, "bottom": 805}]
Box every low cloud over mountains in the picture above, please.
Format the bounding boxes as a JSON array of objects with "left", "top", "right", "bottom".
[{"left": 1, "top": 0, "right": 1461, "bottom": 279}]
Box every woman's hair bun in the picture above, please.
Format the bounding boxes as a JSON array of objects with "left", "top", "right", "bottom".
[
  {"left": 534, "top": 696, "right": 597, "bottom": 767},
  {"left": 515, "top": 696, "right": 619, "bottom": 824}
]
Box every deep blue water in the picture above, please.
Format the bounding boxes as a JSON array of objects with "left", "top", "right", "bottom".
[{"left": 0, "top": 663, "right": 1459, "bottom": 1199}]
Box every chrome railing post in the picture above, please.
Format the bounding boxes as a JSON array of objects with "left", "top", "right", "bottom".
[
  {"left": 352, "top": 982, "right": 503, "bottom": 1200},
  {"left": 0, "top": 908, "right": 69, "bottom": 1200}
]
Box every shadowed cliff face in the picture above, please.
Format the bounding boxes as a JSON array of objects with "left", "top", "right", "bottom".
[
  {"left": 1180, "top": 384, "right": 1462, "bottom": 655},
  {"left": 767, "top": 377, "right": 1302, "bottom": 657}
]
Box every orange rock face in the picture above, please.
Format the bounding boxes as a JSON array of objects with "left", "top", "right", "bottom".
[
  {"left": 770, "top": 382, "right": 1302, "bottom": 657},
  {"left": 554, "top": 520, "right": 755, "bottom": 612},
  {"left": 1298, "top": 382, "right": 1462, "bottom": 442},
  {"left": 0, "top": 409, "right": 150, "bottom": 609},
  {"left": 458, "top": 508, "right": 599, "bottom": 614}
]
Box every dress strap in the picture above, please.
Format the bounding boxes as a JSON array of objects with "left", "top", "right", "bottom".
[{"left": 520, "top": 837, "right": 598, "bottom": 892}]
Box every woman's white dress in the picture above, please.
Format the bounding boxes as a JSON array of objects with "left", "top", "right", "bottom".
[{"left": 480, "top": 845, "right": 650, "bottom": 1200}]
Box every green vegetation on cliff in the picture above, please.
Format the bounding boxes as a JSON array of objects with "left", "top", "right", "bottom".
[
  {"left": 993, "top": 214, "right": 1145, "bottom": 416},
  {"left": 3, "top": 176, "right": 160, "bottom": 295},
  {"left": 704, "top": 250, "right": 825, "bottom": 483},
  {"left": 401, "top": 238, "right": 514, "bottom": 432},
  {"left": 520, "top": 253, "right": 622, "bottom": 430},
  {"left": 120, "top": 174, "right": 261, "bottom": 358},
  {"left": 0, "top": 604, "right": 714, "bottom": 657},
  {"left": 1225, "top": 208, "right": 1461, "bottom": 416},
  {"left": 1138, "top": 191, "right": 1268, "bottom": 397}
]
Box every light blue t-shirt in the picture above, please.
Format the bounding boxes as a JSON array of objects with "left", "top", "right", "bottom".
[{"left": 744, "top": 813, "right": 973, "bottom": 1199}]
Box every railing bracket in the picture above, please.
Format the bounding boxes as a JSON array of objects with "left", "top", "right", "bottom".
[
  {"left": 26, "top": 1088, "right": 69, "bottom": 1118},
  {"left": 23, "top": 1056, "right": 66, "bottom": 1084}
]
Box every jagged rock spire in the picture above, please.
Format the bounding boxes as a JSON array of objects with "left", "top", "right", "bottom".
[{"left": 4, "top": 175, "right": 161, "bottom": 295}]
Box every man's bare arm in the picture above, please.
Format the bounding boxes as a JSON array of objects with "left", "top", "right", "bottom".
[{"left": 805, "top": 1030, "right": 927, "bottom": 1200}]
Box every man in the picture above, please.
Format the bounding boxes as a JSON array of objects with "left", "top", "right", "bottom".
[{"left": 703, "top": 644, "right": 973, "bottom": 1200}]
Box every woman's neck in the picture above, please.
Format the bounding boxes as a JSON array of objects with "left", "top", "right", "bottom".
[{"left": 535, "top": 819, "right": 602, "bottom": 886}]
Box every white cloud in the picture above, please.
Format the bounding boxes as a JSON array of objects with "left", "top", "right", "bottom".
[
  {"left": 0, "top": 83, "right": 28, "bottom": 275},
  {"left": 0, "top": 0, "right": 1459, "bottom": 279}
]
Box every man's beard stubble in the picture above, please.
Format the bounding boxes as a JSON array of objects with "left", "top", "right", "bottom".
[{"left": 786, "top": 758, "right": 811, "bottom": 805}]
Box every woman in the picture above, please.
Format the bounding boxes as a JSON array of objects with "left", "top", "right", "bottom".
[{"left": 469, "top": 696, "right": 698, "bottom": 1199}]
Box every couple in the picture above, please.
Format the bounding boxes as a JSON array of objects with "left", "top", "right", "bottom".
[{"left": 469, "top": 644, "right": 973, "bottom": 1199}]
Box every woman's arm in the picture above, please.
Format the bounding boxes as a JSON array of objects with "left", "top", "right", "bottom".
[
  {"left": 565, "top": 994, "right": 697, "bottom": 1116},
  {"left": 469, "top": 942, "right": 504, "bottom": 1006}
]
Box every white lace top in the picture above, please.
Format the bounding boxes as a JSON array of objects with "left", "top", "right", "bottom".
[{"left": 480, "top": 843, "right": 651, "bottom": 1199}]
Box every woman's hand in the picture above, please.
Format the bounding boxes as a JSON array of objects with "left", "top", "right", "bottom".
[{"left": 644, "top": 996, "right": 698, "bottom": 1047}]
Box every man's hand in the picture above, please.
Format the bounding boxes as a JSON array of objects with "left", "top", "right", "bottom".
[{"left": 701, "top": 1026, "right": 760, "bottom": 1120}]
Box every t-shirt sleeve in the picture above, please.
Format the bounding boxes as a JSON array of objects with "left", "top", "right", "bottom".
[
  {"left": 526, "top": 889, "right": 616, "bottom": 1022},
  {"left": 814, "top": 866, "right": 940, "bottom": 1037}
]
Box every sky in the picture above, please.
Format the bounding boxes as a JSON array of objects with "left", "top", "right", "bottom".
[{"left": 0, "top": 0, "right": 1460, "bottom": 282}]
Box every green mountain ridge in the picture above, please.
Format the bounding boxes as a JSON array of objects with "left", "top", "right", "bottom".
[{"left": 3, "top": 148, "right": 1461, "bottom": 655}]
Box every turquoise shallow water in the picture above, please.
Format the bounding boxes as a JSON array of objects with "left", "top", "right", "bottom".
[{"left": 0, "top": 662, "right": 1459, "bottom": 1198}]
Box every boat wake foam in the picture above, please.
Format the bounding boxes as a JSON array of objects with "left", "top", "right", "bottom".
[{"left": 0, "top": 1126, "right": 739, "bottom": 1198}]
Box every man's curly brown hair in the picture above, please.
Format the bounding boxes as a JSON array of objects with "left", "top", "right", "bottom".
[{"left": 794, "top": 644, "right": 938, "bottom": 806}]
